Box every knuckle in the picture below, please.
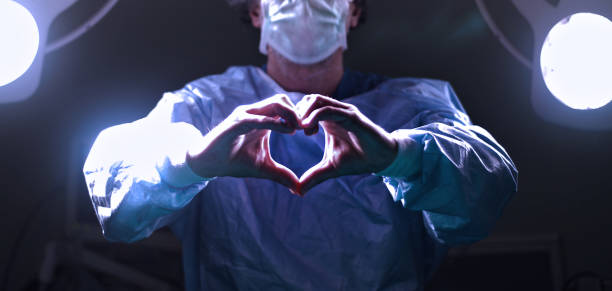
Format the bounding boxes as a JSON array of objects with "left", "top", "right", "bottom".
[
  {"left": 279, "top": 94, "right": 291, "bottom": 102},
  {"left": 230, "top": 122, "right": 248, "bottom": 134},
  {"left": 236, "top": 117, "right": 252, "bottom": 126},
  {"left": 315, "top": 94, "right": 328, "bottom": 100},
  {"left": 234, "top": 105, "right": 247, "bottom": 113},
  {"left": 273, "top": 94, "right": 289, "bottom": 103},
  {"left": 314, "top": 96, "right": 325, "bottom": 105},
  {"left": 287, "top": 107, "right": 298, "bottom": 117},
  {"left": 277, "top": 102, "right": 291, "bottom": 112},
  {"left": 321, "top": 106, "right": 335, "bottom": 114},
  {"left": 243, "top": 117, "right": 264, "bottom": 128},
  {"left": 227, "top": 110, "right": 244, "bottom": 124}
]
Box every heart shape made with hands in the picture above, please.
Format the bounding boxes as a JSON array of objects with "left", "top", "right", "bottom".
[
  {"left": 259, "top": 94, "right": 398, "bottom": 196},
  {"left": 187, "top": 93, "right": 397, "bottom": 197}
]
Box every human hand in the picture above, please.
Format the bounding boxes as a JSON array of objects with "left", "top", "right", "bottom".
[
  {"left": 295, "top": 94, "right": 398, "bottom": 195},
  {"left": 186, "top": 94, "right": 301, "bottom": 193}
]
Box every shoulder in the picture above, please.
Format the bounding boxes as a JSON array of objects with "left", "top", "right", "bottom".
[
  {"left": 348, "top": 76, "right": 470, "bottom": 128},
  {"left": 187, "top": 66, "right": 260, "bottom": 87},
  {"left": 153, "top": 66, "right": 262, "bottom": 114},
  {"left": 173, "top": 66, "right": 262, "bottom": 100},
  {"left": 375, "top": 77, "right": 466, "bottom": 114},
  {"left": 378, "top": 77, "right": 454, "bottom": 99}
]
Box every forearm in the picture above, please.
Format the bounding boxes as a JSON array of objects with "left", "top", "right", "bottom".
[
  {"left": 377, "top": 122, "right": 518, "bottom": 245},
  {"left": 83, "top": 121, "right": 212, "bottom": 242}
]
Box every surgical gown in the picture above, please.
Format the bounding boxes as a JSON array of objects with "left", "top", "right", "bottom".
[{"left": 83, "top": 66, "right": 518, "bottom": 290}]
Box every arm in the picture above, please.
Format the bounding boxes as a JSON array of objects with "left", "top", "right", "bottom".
[
  {"left": 295, "top": 83, "right": 518, "bottom": 246},
  {"left": 376, "top": 82, "right": 518, "bottom": 246},
  {"left": 83, "top": 91, "right": 213, "bottom": 243},
  {"left": 83, "top": 92, "right": 302, "bottom": 243},
  {"left": 378, "top": 114, "right": 518, "bottom": 246}
]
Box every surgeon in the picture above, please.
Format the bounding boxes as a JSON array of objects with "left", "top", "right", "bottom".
[{"left": 83, "top": 0, "right": 518, "bottom": 290}]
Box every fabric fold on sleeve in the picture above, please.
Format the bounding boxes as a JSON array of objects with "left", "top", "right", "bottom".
[
  {"left": 83, "top": 92, "right": 215, "bottom": 242},
  {"left": 375, "top": 122, "right": 518, "bottom": 246},
  {"left": 155, "top": 121, "right": 215, "bottom": 188}
]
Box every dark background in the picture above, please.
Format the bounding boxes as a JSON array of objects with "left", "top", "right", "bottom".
[{"left": 1, "top": 0, "right": 611, "bottom": 290}]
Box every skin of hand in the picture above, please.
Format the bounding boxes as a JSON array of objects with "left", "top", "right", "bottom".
[
  {"left": 186, "top": 94, "right": 302, "bottom": 194},
  {"left": 295, "top": 94, "right": 399, "bottom": 195}
]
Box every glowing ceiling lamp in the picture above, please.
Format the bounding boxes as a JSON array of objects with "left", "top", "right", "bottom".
[
  {"left": 476, "top": 0, "right": 612, "bottom": 130},
  {"left": 0, "top": 0, "right": 118, "bottom": 103},
  {"left": 541, "top": 13, "right": 612, "bottom": 110},
  {"left": 0, "top": 1, "right": 39, "bottom": 87}
]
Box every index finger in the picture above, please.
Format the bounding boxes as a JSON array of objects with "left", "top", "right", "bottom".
[
  {"left": 298, "top": 160, "right": 340, "bottom": 195},
  {"left": 296, "top": 94, "right": 351, "bottom": 123},
  {"left": 247, "top": 101, "right": 300, "bottom": 129}
]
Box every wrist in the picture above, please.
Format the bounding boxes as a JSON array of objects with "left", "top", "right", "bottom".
[
  {"left": 375, "top": 131, "right": 421, "bottom": 178},
  {"left": 372, "top": 136, "right": 399, "bottom": 173},
  {"left": 185, "top": 150, "right": 216, "bottom": 179},
  {"left": 157, "top": 148, "right": 210, "bottom": 188},
  {"left": 154, "top": 122, "right": 213, "bottom": 187}
]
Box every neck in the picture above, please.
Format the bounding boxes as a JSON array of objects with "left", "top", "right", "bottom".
[{"left": 266, "top": 48, "right": 344, "bottom": 97}]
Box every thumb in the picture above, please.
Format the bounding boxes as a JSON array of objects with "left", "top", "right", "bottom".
[
  {"left": 259, "top": 161, "right": 301, "bottom": 195},
  {"left": 298, "top": 160, "right": 338, "bottom": 195}
]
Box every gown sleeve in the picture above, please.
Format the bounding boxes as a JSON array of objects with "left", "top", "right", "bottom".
[
  {"left": 376, "top": 80, "right": 518, "bottom": 246},
  {"left": 83, "top": 90, "right": 215, "bottom": 243}
]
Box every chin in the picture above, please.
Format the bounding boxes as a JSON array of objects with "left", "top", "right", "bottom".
[{"left": 267, "top": 46, "right": 344, "bottom": 68}]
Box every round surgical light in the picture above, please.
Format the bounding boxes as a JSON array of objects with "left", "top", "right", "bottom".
[
  {"left": 0, "top": 0, "right": 40, "bottom": 87},
  {"left": 540, "top": 13, "right": 612, "bottom": 110}
]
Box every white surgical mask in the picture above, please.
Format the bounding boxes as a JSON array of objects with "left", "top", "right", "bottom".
[{"left": 259, "top": 0, "right": 350, "bottom": 65}]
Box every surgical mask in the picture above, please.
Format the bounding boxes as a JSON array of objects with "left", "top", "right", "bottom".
[{"left": 259, "top": 0, "right": 350, "bottom": 65}]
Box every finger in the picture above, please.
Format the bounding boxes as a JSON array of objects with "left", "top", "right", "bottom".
[
  {"left": 273, "top": 93, "right": 297, "bottom": 108},
  {"left": 249, "top": 94, "right": 298, "bottom": 127},
  {"left": 298, "top": 160, "right": 341, "bottom": 195},
  {"left": 296, "top": 94, "right": 351, "bottom": 123},
  {"left": 302, "top": 106, "right": 355, "bottom": 130},
  {"left": 297, "top": 94, "right": 350, "bottom": 112},
  {"left": 247, "top": 101, "right": 300, "bottom": 129},
  {"left": 304, "top": 124, "right": 319, "bottom": 136},
  {"left": 261, "top": 132, "right": 300, "bottom": 194},
  {"left": 233, "top": 114, "right": 295, "bottom": 136},
  {"left": 248, "top": 115, "right": 296, "bottom": 133},
  {"left": 260, "top": 160, "right": 301, "bottom": 195}
]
